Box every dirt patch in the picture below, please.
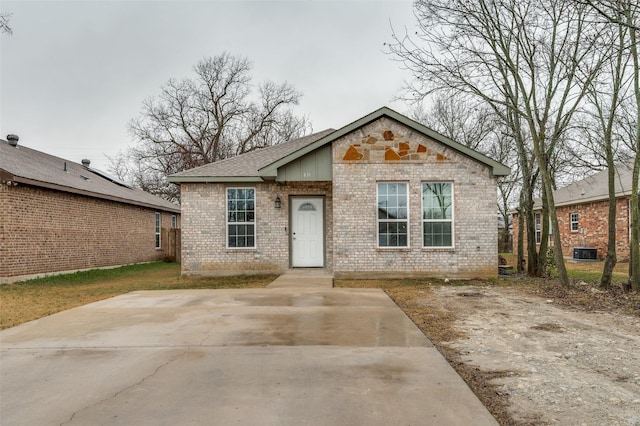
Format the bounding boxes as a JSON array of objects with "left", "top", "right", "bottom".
[{"left": 338, "top": 279, "right": 640, "bottom": 425}]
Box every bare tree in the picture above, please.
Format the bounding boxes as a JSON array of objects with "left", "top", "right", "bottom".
[
  {"left": 411, "top": 94, "right": 498, "bottom": 151},
  {"left": 389, "top": 0, "right": 606, "bottom": 286},
  {"left": 1, "top": 12, "right": 12, "bottom": 35},
  {"left": 577, "top": 0, "right": 640, "bottom": 290},
  {"left": 122, "top": 52, "right": 311, "bottom": 202},
  {"left": 570, "top": 19, "right": 632, "bottom": 288}
]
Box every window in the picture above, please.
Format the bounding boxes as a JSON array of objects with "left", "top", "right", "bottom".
[
  {"left": 570, "top": 213, "right": 579, "bottom": 232},
  {"left": 422, "top": 182, "right": 454, "bottom": 247},
  {"left": 535, "top": 212, "right": 542, "bottom": 244},
  {"left": 377, "top": 182, "right": 408, "bottom": 247},
  {"left": 227, "top": 188, "right": 255, "bottom": 248},
  {"left": 171, "top": 215, "right": 177, "bottom": 229},
  {"left": 155, "top": 212, "right": 161, "bottom": 249}
]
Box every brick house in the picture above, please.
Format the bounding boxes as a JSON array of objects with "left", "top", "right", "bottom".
[
  {"left": 169, "top": 107, "right": 510, "bottom": 279},
  {"left": 0, "top": 136, "right": 180, "bottom": 283},
  {"left": 512, "top": 162, "right": 637, "bottom": 261}
]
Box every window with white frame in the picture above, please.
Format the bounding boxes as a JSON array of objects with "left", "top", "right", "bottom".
[
  {"left": 227, "top": 188, "right": 255, "bottom": 248},
  {"left": 377, "top": 182, "right": 408, "bottom": 247},
  {"left": 171, "top": 215, "right": 177, "bottom": 229},
  {"left": 535, "top": 212, "right": 542, "bottom": 244},
  {"left": 155, "top": 212, "right": 161, "bottom": 249},
  {"left": 422, "top": 182, "right": 454, "bottom": 247},
  {"left": 570, "top": 212, "right": 579, "bottom": 232}
]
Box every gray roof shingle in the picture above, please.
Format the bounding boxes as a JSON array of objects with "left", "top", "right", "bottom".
[
  {"left": 0, "top": 139, "right": 179, "bottom": 212},
  {"left": 534, "top": 161, "right": 636, "bottom": 208},
  {"left": 169, "top": 129, "right": 336, "bottom": 180}
]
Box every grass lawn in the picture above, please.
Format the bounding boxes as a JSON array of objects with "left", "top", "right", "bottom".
[{"left": 0, "top": 262, "right": 276, "bottom": 330}]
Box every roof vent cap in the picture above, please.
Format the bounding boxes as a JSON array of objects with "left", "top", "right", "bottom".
[
  {"left": 81, "top": 159, "right": 91, "bottom": 167},
  {"left": 6, "top": 134, "right": 19, "bottom": 147}
]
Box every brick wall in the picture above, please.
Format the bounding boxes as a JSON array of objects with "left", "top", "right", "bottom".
[
  {"left": 0, "top": 184, "right": 179, "bottom": 283},
  {"left": 512, "top": 197, "right": 632, "bottom": 261},
  {"left": 179, "top": 117, "right": 501, "bottom": 278},
  {"left": 180, "top": 181, "right": 332, "bottom": 275},
  {"left": 332, "top": 117, "right": 499, "bottom": 279}
]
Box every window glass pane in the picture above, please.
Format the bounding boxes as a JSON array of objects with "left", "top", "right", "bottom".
[
  {"left": 423, "top": 211, "right": 453, "bottom": 247},
  {"left": 422, "top": 183, "right": 452, "bottom": 220},
  {"left": 377, "top": 182, "right": 408, "bottom": 247},
  {"left": 227, "top": 189, "right": 255, "bottom": 247}
]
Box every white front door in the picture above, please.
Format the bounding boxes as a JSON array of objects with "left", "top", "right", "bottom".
[{"left": 291, "top": 197, "right": 324, "bottom": 267}]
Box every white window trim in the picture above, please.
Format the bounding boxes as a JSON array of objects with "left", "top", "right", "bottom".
[
  {"left": 570, "top": 212, "right": 579, "bottom": 232},
  {"left": 171, "top": 215, "right": 177, "bottom": 229},
  {"left": 421, "top": 182, "right": 455, "bottom": 249},
  {"left": 376, "top": 182, "right": 410, "bottom": 249},
  {"left": 155, "top": 212, "right": 161, "bottom": 249},
  {"left": 226, "top": 187, "right": 257, "bottom": 250},
  {"left": 535, "top": 212, "right": 542, "bottom": 245}
]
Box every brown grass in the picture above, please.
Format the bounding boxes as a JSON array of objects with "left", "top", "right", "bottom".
[
  {"left": 500, "top": 253, "right": 629, "bottom": 277},
  {"left": 0, "top": 262, "right": 275, "bottom": 330}
]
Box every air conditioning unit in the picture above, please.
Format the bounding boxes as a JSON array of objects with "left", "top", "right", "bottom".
[{"left": 573, "top": 247, "right": 597, "bottom": 260}]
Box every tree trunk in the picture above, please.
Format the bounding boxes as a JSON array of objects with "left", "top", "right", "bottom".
[
  {"left": 532, "top": 134, "right": 570, "bottom": 287},
  {"left": 537, "top": 189, "right": 550, "bottom": 277},
  {"left": 600, "top": 163, "right": 618, "bottom": 288},
  {"left": 517, "top": 207, "right": 525, "bottom": 273},
  {"left": 628, "top": 1, "right": 640, "bottom": 290}
]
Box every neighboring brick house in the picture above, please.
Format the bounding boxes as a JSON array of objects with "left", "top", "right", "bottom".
[
  {"left": 512, "top": 162, "right": 637, "bottom": 261},
  {"left": 0, "top": 136, "right": 180, "bottom": 283},
  {"left": 169, "top": 107, "right": 509, "bottom": 279}
]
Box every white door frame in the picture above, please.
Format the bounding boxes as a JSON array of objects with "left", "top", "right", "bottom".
[{"left": 290, "top": 196, "right": 325, "bottom": 268}]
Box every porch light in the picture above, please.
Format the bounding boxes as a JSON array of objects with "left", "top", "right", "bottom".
[{"left": 275, "top": 196, "right": 282, "bottom": 209}]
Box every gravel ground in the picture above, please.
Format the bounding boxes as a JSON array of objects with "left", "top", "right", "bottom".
[{"left": 408, "top": 285, "right": 640, "bottom": 425}]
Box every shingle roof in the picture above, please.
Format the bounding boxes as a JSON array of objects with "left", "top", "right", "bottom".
[
  {"left": 169, "top": 107, "right": 511, "bottom": 183},
  {"left": 0, "top": 139, "right": 180, "bottom": 213},
  {"left": 534, "top": 161, "right": 636, "bottom": 208},
  {"left": 168, "top": 129, "right": 336, "bottom": 182}
]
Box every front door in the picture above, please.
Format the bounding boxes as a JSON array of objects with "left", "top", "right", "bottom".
[{"left": 291, "top": 197, "right": 324, "bottom": 267}]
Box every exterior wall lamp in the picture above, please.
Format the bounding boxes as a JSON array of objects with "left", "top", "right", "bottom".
[{"left": 275, "top": 196, "right": 282, "bottom": 209}]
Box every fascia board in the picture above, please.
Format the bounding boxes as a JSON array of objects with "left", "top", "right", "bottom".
[
  {"left": 11, "top": 176, "right": 181, "bottom": 213},
  {"left": 167, "top": 176, "right": 264, "bottom": 184}
]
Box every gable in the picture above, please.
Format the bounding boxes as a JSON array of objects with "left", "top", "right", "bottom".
[
  {"left": 259, "top": 107, "right": 510, "bottom": 178},
  {"left": 334, "top": 117, "right": 460, "bottom": 166}
]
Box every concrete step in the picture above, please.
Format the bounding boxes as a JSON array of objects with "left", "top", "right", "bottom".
[{"left": 266, "top": 268, "right": 333, "bottom": 289}]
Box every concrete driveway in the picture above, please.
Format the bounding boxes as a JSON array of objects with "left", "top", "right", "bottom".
[{"left": 1, "top": 271, "right": 497, "bottom": 425}]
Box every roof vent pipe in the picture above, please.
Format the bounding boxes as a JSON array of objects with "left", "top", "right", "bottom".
[
  {"left": 6, "top": 134, "right": 19, "bottom": 147},
  {"left": 81, "top": 159, "right": 90, "bottom": 167}
]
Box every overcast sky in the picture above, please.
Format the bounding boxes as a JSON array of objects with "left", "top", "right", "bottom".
[{"left": 1, "top": 0, "right": 417, "bottom": 171}]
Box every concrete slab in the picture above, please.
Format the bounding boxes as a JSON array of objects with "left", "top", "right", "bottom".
[
  {"left": 266, "top": 268, "right": 333, "bottom": 288},
  {"left": 1, "top": 285, "right": 497, "bottom": 425}
]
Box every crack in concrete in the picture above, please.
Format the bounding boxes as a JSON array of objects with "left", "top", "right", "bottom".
[
  {"left": 59, "top": 351, "right": 185, "bottom": 425},
  {"left": 198, "top": 324, "right": 216, "bottom": 346}
]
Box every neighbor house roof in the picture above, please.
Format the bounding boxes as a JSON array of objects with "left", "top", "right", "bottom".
[
  {"left": 169, "top": 106, "right": 511, "bottom": 183},
  {"left": 533, "top": 161, "right": 636, "bottom": 209},
  {"left": 0, "top": 139, "right": 180, "bottom": 213}
]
